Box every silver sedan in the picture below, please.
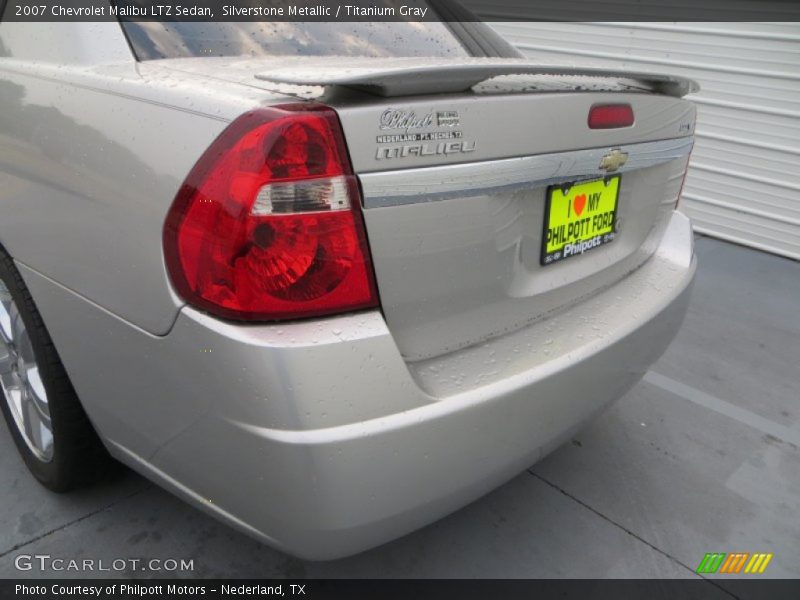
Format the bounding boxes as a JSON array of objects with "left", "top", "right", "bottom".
[{"left": 0, "top": 16, "right": 697, "bottom": 559}]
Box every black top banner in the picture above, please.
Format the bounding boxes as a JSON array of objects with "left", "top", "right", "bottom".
[{"left": 2, "top": 0, "right": 800, "bottom": 21}]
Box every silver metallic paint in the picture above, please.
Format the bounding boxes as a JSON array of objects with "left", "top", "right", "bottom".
[
  {"left": 361, "top": 152, "right": 691, "bottom": 360},
  {"left": 0, "top": 18, "right": 698, "bottom": 558},
  {"left": 336, "top": 92, "right": 695, "bottom": 172},
  {"left": 0, "top": 26, "right": 292, "bottom": 334},
  {"left": 360, "top": 137, "right": 694, "bottom": 208},
  {"left": 18, "top": 212, "right": 695, "bottom": 559},
  {"left": 253, "top": 56, "right": 700, "bottom": 97}
]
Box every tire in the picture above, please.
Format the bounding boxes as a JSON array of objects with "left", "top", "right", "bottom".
[{"left": 0, "top": 249, "right": 112, "bottom": 491}]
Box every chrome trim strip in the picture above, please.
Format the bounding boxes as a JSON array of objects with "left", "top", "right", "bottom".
[{"left": 359, "top": 137, "right": 694, "bottom": 209}]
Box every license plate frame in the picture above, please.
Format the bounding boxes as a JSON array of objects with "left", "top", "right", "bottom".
[{"left": 541, "top": 175, "right": 621, "bottom": 266}]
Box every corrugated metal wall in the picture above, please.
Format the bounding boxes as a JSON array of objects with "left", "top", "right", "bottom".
[{"left": 484, "top": 21, "right": 800, "bottom": 260}]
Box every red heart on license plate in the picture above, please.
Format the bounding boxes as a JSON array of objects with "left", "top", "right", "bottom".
[{"left": 573, "top": 194, "right": 587, "bottom": 216}]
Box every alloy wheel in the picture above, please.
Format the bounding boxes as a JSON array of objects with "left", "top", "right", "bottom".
[{"left": 0, "top": 280, "right": 53, "bottom": 462}]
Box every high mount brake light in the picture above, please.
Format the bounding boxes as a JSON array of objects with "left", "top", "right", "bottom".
[
  {"left": 588, "top": 104, "right": 635, "bottom": 129},
  {"left": 164, "top": 104, "right": 379, "bottom": 321}
]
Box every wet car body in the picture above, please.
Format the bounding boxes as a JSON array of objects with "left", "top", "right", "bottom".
[{"left": 0, "top": 16, "right": 697, "bottom": 558}]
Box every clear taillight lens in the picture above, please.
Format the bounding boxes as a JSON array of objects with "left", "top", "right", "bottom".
[{"left": 163, "top": 104, "right": 379, "bottom": 321}]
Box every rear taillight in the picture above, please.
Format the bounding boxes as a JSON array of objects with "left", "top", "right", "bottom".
[
  {"left": 588, "top": 104, "right": 635, "bottom": 129},
  {"left": 164, "top": 104, "right": 379, "bottom": 321}
]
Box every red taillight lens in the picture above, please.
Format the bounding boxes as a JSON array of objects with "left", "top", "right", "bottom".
[
  {"left": 164, "top": 104, "right": 379, "bottom": 321},
  {"left": 588, "top": 104, "right": 635, "bottom": 129}
]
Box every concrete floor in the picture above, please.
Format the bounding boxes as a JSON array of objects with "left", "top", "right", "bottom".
[{"left": 0, "top": 236, "right": 797, "bottom": 580}]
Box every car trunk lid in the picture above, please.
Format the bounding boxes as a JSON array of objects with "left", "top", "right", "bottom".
[
  {"left": 307, "top": 64, "right": 697, "bottom": 361},
  {"left": 152, "top": 57, "right": 697, "bottom": 362}
]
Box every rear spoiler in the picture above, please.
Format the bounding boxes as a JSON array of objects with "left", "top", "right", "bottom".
[{"left": 254, "top": 57, "right": 700, "bottom": 98}]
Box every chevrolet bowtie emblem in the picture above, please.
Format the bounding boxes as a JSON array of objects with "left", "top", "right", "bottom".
[{"left": 599, "top": 149, "right": 628, "bottom": 172}]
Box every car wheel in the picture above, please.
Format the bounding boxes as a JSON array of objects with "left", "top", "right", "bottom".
[{"left": 0, "top": 250, "right": 112, "bottom": 491}]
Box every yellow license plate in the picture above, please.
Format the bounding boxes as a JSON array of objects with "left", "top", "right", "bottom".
[{"left": 541, "top": 175, "right": 621, "bottom": 265}]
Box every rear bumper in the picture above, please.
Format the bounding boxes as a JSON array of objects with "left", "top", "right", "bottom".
[{"left": 20, "top": 212, "right": 695, "bottom": 560}]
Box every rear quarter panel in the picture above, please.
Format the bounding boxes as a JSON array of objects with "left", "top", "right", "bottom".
[{"left": 0, "top": 23, "right": 277, "bottom": 333}]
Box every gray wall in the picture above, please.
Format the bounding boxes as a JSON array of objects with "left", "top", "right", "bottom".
[{"left": 486, "top": 21, "right": 800, "bottom": 260}]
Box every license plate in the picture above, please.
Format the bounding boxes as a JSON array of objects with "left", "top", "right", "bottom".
[{"left": 541, "top": 175, "right": 621, "bottom": 266}]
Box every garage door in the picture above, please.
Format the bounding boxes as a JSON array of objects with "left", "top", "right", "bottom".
[{"left": 482, "top": 22, "right": 800, "bottom": 260}]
